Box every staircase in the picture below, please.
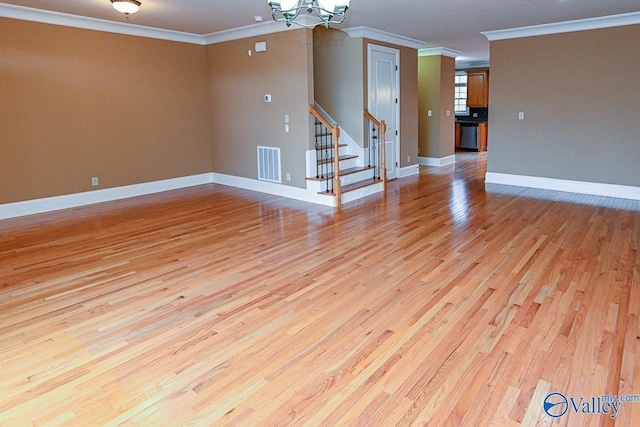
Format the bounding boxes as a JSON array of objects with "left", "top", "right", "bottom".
[{"left": 306, "top": 105, "right": 386, "bottom": 207}]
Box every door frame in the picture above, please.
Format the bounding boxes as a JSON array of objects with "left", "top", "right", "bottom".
[{"left": 367, "top": 43, "right": 400, "bottom": 180}]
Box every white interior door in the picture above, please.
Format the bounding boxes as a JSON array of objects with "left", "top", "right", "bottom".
[{"left": 368, "top": 44, "right": 399, "bottom": 180}]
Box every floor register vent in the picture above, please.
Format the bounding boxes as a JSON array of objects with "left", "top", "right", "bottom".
[{"left": 257, "top": 146, "right": 281, "bottom": 183}]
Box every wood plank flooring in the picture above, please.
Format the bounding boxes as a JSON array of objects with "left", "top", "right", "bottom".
[{"left": 1, "top": 152, "right": 639, "bottom": 426}]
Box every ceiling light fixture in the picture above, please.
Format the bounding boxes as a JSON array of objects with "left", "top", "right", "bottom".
[
  {"left": 267, "top": 0, "right": 350, "bottom": 28},
  {"left": 111, "top": 0, "right": 141, "bottom": 17}
]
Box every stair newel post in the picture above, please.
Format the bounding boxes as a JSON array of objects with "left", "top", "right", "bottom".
[
  {"left": 325, "top": 124, "right": 332, "bottom": 194},
  {"left": 332, "top": 124, "right": 341, "bottom": 207},
  {"left": 380, "top": 120, "right": 387, "bottom": 191}
]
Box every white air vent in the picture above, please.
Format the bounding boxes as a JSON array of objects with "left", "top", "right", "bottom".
[{"left": 257, "top": 146, "right": 281, "bottom": 183}]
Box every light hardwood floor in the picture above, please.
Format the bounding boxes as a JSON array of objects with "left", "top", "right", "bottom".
[{"left": 1, "top": 153, "right": 639, "bottom": 426}]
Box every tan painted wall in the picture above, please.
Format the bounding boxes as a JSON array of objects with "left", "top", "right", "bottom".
[
  {"left": 0, "top": 18, "right": 212, "bottom": 204},
  {"left": 364, "top": 40, "right": 419, "bottom": 169},
  {"left": 439, "top": 56, "right": 455, "bottom": 157},
  {"left": 418, "top": 55, "right": 455, "bottom": 160},
  {"left": 487, "top": 24, "right": 640, "bottom": 186},
  {"left": 2, "top": 17, "right": 421, "bottom": 207},
  {"left": 313, "top": 27, "right": 364, "bottom": 145},
  {"left": 313, "top": 31, "right": 419, "bottom": 170},
  {"left": 206, "top": 29, "right": 314, "bottom": 188}
]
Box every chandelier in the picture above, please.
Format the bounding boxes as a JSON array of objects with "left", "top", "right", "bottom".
[
  {"left": 267, "top": 1, "right": 350, "bottom": 28},
  {"left": 111, "top": 0, "right": 141, "bottom": 17}
]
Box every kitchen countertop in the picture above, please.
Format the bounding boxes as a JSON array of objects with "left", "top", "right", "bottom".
[{"left": 456, "top": 118, "right": 488, "bottom": 124}]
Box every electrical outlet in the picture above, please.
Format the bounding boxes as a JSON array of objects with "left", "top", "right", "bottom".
[
  {"left": 91, "top": 177, "right": 99, "bottom": 186},
  {"left": 518, "top": 112, "right": 525, "bottom": 120},
  {"left": 286, "top": 173, "right": 291, "bottom": 181},
  {"left": 428, "top": 110, "right": 432, "bottom": 117},
  {"left": 407, "top": 156, "right": 410, "bottom": 163}
]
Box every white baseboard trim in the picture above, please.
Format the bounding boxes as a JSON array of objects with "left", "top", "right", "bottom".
[
  {"left": 485, "top": 172, "right": 640, "bottom": 201},
  {"left": 398, "top": 164, "right": 420, "bottom": 178},
  {"left": 418, "top": 155, "right": 456, "bottom": 167},
  {"left": 0, "top": 173, "right": 215, "bottom": 220},
  {"left": 212, "top": 173, "right": 336, "bottom": 207}
]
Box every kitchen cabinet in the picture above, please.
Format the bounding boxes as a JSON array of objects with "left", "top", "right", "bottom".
[
  {"left": 467, "top": 69, "right": 489, "bottom": 108},
  {"left": 478, "top": 122, "right": 488, "bottom": 151},
  {"left": 454, "top": 121, "right": 487, "bottom": 151}
]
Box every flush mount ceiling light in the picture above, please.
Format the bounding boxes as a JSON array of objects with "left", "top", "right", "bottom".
[
  {"left": 111, "top": 0, "right": 141, "bottom": 17},
  {"left": 267, "top": 0, "right": 350, "bottom": 28}
]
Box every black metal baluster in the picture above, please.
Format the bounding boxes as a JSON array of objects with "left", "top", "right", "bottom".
[
  {"left": 372, "top": 125, "right": 379, "bottom": 180},
  {"left": 315, "top": 121, "right": 321, "bottom": 179},
  {"left": 331, "top": 126, "right": 335, "bottom": 194},
  {"left": 329, "top": 126, "right": 334, "bottom": 193},
  {"left": 367, "top": 125, "right": 372, "bottom": 168},
  {"left": 324, "top": 124, "right": 330, "bottom": 193}
]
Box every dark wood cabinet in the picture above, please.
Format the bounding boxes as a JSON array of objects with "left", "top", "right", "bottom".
[
  {"left": 467, "top": 69, "right": 489, "bottom": 108},
  {"left": 478, "top": 122, "right": 488, "bottom": 151},
  {"left": 454, "top": 121, "right": 487, "bottom": 151}
]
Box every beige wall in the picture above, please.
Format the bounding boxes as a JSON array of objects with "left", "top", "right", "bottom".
[
  {"left": 364, "top": 39, "right": 419, "bottom": 169},
  {"left": 0, "top": 18, "right": 213, "bottom": 204},
  {"left": 2, "top": 16, "right": 421, "bottom": 207},
  {"left": 313, "top": 27, "right": 364, "bottom": 145},
  {"left": 439, "top": 57, "right": 455, "bottom": 156},
  {"left": 418, "top": 55, "right": 455, "bottom": 160},
  {"left": 206, "top": 29, "right": 314, "bottom": 188},
  {"left": 487, "top": 24, "right": 640, "bottom": 186},
  {"left": 313, "top": 31, "right": 419, "bottom": 169}
]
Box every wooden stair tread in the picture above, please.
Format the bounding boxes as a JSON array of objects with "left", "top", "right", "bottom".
[
  {"left": 317, "top": 177, "right": 382, "bottom": 196},
  {"left": 306, "top": 166, "right": 375, "bottom": 182},
  {"left": 316, "top": 154, "right": 358, "bottom": 166},
  {"left": 315, "top": 143, "right": 347, "bottom": 151},
  {"left": 341, "top": 178, "right": 383, "bottom": 193}
]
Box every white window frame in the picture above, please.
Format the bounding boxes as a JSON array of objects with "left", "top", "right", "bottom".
[{"left": 455, "top": 71, "right": 469, "bottom": 116}]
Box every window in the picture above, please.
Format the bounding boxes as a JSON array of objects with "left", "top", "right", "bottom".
[{"left": 455, "top": 71, "right": 468, "bottom": 115}]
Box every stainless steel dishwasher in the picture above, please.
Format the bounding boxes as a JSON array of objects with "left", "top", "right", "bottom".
[{"left": 459, "top": 123, "right": 478, "bottom": 150}]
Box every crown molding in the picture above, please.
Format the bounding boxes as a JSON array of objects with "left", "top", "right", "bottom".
[
  {"left": 418, "top": 47, "right": 461, "bottom": 58},
  {"left": 0, "top": 3, "right": 324, "bottom": 45},
  {"left": 342, "top": 26, "right": 426, "bottom": 49},
  {"left": 0, "top": 3, "right": 205, "bottom": 44},
  {"left": 482, "top": 11, "right": 640, "bottom": 41},
  {"left": 202, "top": 19, "right": 304, "bottom": 45},
  {"left": 0, "top": 2, "right": 427, "bottom": 49}
]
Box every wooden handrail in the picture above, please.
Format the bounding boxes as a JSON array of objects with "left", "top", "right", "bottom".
[
  {"left": 309, "top": 105, "right": 334, "bottom": 132},
  {"left": 364, "top": 109, "right": 387, "bottom": 189},
  {"left": 309, "top": 104, "right": 342, "bottom": 207},
  {"left": 363, "top": 109, "right": 382, "bottom": 128}
]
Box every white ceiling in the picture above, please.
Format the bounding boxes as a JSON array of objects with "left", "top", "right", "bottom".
[{"left": 2, "top": 0, "right": 640, "bottom": 63}]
